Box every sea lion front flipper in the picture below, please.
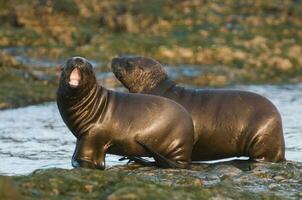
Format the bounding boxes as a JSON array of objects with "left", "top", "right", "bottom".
[
  {"left": 119, "top": 156, "right": 156, "bottom": 167},
  {"left": 136, "top": 140, "right": 187, "bottom": 169},
  {"left": 72, "top": 157, "right": 104, "bottom": 170}
]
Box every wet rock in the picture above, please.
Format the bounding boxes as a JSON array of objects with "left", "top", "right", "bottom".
[{"left": 5, "top": 160, "right": 302, "bottom": 199}]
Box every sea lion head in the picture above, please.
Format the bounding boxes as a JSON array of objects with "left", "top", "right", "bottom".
[
  {"left": 111, "top": 56, "right": 167, "bottom": 93},
  {"left": 58, "top": 56, "right": 96, "bottom": 99}
]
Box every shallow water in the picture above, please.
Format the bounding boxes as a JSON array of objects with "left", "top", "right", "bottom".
[
  {"left": 1, "top": 84, "right": 302, "bottom": 175},
  {"left": 0, "top": 102, "right": 132, "bottom": 175}
]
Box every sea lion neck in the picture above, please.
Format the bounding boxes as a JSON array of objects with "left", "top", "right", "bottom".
[
  {"left": 67, "top": 84, "right": 99, "bottom": 108},
  {"left": 57, "top": 85, "right": 109, "bottom": 139},
  {"left": 147, "top": 78, "right": 176, "bottom": 95}
]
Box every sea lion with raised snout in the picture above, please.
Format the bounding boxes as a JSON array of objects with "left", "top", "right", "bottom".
[
  {"left": 111, "top": 56, "right": 286, "bottom": 162},
  {"left": 57, "top": 56, "right": 195, "bottom": 169}
]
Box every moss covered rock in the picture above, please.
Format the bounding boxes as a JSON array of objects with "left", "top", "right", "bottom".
[
  {"left": 0, "top": 50, "right": 59, "bottom": 109},
  {"left": 1, "top": 0, "right": 302, "bottom": 84},
  {"left": 6, "top": 160, "right": 302, "bottom": 200}
]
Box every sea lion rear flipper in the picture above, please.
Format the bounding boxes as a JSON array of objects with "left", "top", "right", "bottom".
[
  {"left": 119, "top": 156, "right": 156, "bottom": 167},
  {"left": 136, "top": 140, "right": 187, "bottom": 169}
]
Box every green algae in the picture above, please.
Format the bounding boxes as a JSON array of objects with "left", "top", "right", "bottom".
[
  {"left": 1, "top": 0, "right": 302, "bottom": 84},
  {"left": 0, "top": 64, "right": 57, "bottom": 109},
  {"left": 11, "top": 168, "right": 253, "bottom": 200},
  {"left": 7, "top": 161, "right": 302, "bottom": 200},
  {"left": 1, "top": 0, "right": 302, "bottom": 109}
]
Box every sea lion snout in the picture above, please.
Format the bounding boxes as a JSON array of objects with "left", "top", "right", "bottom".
[
  {"left": 58, "top": 56, "right": 97, "bottom": 100},
  {"left": 111, "top": 57, "right": 122, "bottom": 66},
  {"left": 65, "top": 57, "right": 85, "bottom": 88},
  {"left": 62, "top": 56, "right": 95, "bottom": 87},
  {"left": 111, "top": 57, "right": 127, "bottom": 78},
  {"left": 111, "top": 56, "right": 168, "bottom": 93}
]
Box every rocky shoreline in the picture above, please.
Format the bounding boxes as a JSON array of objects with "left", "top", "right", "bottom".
[{"left": 1, "top": 160, "right": 301, "bottom": 200}]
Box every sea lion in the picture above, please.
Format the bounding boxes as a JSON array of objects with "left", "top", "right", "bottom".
[
  {"left": 57, "top": 56, "right": 195, "bottom": 169},
  {"left": 111, "top": 56, "right": 286, "bottom": 162}
]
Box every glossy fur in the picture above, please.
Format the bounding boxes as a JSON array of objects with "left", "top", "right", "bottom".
[
  {"left": 57, "top": 57, "right": 195, "bottom": 169},
  {"left": 111, "top": 56, "right": 285, "bottom": 162}
]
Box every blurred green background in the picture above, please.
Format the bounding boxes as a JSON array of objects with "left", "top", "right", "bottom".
[{"left": 1, "top": 0, "right": 302, "bottom": 109}]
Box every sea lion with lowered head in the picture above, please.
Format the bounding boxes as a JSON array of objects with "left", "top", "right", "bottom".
[
  {"left": 111, "top": 56, "right": 286, "bottom": 162},
  {"left": 57, "top": 56, "right": 195, "bottom": 169}
]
